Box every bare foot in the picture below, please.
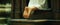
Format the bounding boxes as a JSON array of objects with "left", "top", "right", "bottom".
[
  {"left": 23, "top": 7, "right": 37, "bottom": 18},
  {"left": 23, "top": 7, "right": 29, "bottom": 18}
]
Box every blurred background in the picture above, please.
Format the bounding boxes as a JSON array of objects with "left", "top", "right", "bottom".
[
  {"left": 0, "top": 0, "right": 11, "bottom": 25},
  {"left": 0, "top": 0, "right": 60, "bottom": 25}
]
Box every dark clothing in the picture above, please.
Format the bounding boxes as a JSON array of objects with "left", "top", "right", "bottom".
[{"left": 29, "top": 10, "right": 54, "bottom": 20}]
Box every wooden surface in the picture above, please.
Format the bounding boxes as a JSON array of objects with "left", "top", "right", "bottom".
[{"left": 10, "top": 19, "right": 47, "bottom": 22}]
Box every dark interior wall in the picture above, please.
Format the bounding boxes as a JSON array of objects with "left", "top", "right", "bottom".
[
  {"left": 51, "top": 0, "right": 60, "bottom": 20},
  {"left": 11, "top": 0, "right": 21, "bottom": 19},
  {"left": 0, "top": 0, "right": 11, "bottom": 4},
  {"left": 11, "top": 0, "right": 27, "bottom": 19},
  {"left": 11, "top": 0, "right": 29, "bottom": 19}
]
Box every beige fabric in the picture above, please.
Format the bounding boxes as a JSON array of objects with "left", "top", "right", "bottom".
[{"left": 28, "top": 0, "right": 48, "bottom": 10}]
